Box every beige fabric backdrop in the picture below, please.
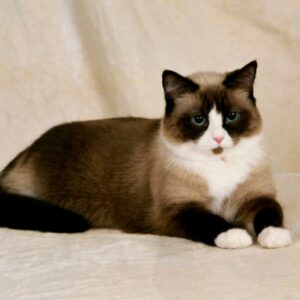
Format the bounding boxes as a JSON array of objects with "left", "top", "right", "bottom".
[
  {"left": 0, "top": 0, "right": 300, "bottom": 174},
  {"left": 1, "top": 2, "right": 300, "bottom": 299}
]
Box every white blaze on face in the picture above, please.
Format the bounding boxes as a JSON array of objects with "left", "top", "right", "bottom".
[{"left": 197, "top": 107, "right": 234, "bottom": 151}]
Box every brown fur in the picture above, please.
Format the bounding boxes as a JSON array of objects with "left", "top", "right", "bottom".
[
  {"left": 0, "top": 62, "right": 286, "bottom": 245},
  {"left": 1, "top": 118, "right": 161, "bottom": 233},
  {"left": 0, "top": 115, "right": 274, "bottom": 234},
  {"left": 163, "top": 82, "right": 262, "bottom": 145}
]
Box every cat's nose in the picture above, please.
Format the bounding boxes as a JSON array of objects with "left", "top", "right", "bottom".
[{"left": 213, "top": 136, "right": 224, "bottom": 144}]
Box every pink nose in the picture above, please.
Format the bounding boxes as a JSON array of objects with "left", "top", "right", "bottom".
[{"left": 214, "top": 136, "right": 224, "bottom": 144}]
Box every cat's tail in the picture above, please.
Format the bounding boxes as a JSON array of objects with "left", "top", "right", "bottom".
[{"left": 0, "top": 189, "right": 90, "bottom": 233}]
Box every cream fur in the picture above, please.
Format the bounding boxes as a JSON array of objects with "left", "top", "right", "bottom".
[
  {"left": 189, "top": 72, "right": 226, "bottom": 87},
  {"left": 1, "top": 160, "right": 37, "bottom": 198}
]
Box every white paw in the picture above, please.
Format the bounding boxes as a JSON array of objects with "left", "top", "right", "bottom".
[
  {"left": 215, "top": 228, "right": 253, "bottom": 249},
  {"left": 258, "top": 226, "right": 292, "bottom": 248}
]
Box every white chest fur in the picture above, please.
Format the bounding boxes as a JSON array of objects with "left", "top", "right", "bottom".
[{"left": 162, "top": 133, "right": 266, "bottom": 213}]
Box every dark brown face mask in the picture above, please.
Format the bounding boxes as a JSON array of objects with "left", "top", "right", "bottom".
[{"left": 162, "top": 61, "right": 262, "bottom": 147}]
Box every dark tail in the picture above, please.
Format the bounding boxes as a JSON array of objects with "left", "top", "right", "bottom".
[{"left": 0, "top": 189, "right": 90, "bottom": 233}]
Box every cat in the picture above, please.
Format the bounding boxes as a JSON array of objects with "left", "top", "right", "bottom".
[{"left": 0, "top": 61, "right": 291, "bottom": 249}]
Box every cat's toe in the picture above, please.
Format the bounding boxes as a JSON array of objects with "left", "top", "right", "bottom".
[
  {"left": 214, "top": 228, "right": 253, "bottom": 249},
  {"left": 258, "top": 226, "right": 291, "bottom": 248}
]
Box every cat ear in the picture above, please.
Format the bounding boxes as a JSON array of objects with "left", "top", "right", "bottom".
[
  {"left": 223, "top": 60, "right": 257, "bottom": 94},
  {"left": 162, "top": 70, "right": 199, "bottom": 101}
]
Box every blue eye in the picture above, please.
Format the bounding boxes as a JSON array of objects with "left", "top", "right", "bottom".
[
  {"left": 191, "top": 115, "right": 206, "bottom": 126},
  {"left": 226, "top": 112, "right": 240, "bottom": 123}
]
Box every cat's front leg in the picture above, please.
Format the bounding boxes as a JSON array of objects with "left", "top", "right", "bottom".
[
  {"left": 236, "top": 197, "right": 292, "bottom": 248},
  {"left": 158, "top": 202, "right": 253, "bottom": 249}
]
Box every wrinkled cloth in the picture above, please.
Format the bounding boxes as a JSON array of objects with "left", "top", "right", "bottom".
[{"left": 0, "top": 1, "right": 299, "bottom": 299}]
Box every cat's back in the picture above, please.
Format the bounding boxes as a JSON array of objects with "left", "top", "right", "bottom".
[
  {"left": 1, "top": 117, "right": 160, "bottom": 201},
  {"left": 33, "top": 117, "right": 160, "bottom": 151}
]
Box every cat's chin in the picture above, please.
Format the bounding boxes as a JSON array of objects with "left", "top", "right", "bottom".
[{"left": 211, "top": 147, "right": 224, "bottom": 155}]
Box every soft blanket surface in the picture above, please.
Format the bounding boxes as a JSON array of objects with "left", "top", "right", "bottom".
[{"left": 0, "top": 175, "right": 299, "bottom": 299}]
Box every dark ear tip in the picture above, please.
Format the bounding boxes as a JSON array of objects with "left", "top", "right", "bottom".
[
  {"left": 246, "top": 60, "right": 258, "bottom": 69},
  {"left": 162, "top": 70, "right": 169, "bottom": 79},
  {"left": 162, "top": 70, "right": 175, "bottom": 79},
  {"left": 162, "top": 70, "right": 182, "bottom": 87},
  {"left": 162, "top": 70, "right": 171, "bottom": 86}
]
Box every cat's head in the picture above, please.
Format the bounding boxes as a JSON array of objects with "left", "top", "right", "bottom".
[{"left": 161, "top": 61, "right": 262, "bottom": 155}]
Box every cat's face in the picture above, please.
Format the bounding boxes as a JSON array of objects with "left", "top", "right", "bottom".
[{"left": 162, "top": 61, "right": 262, "bottom": 155}]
